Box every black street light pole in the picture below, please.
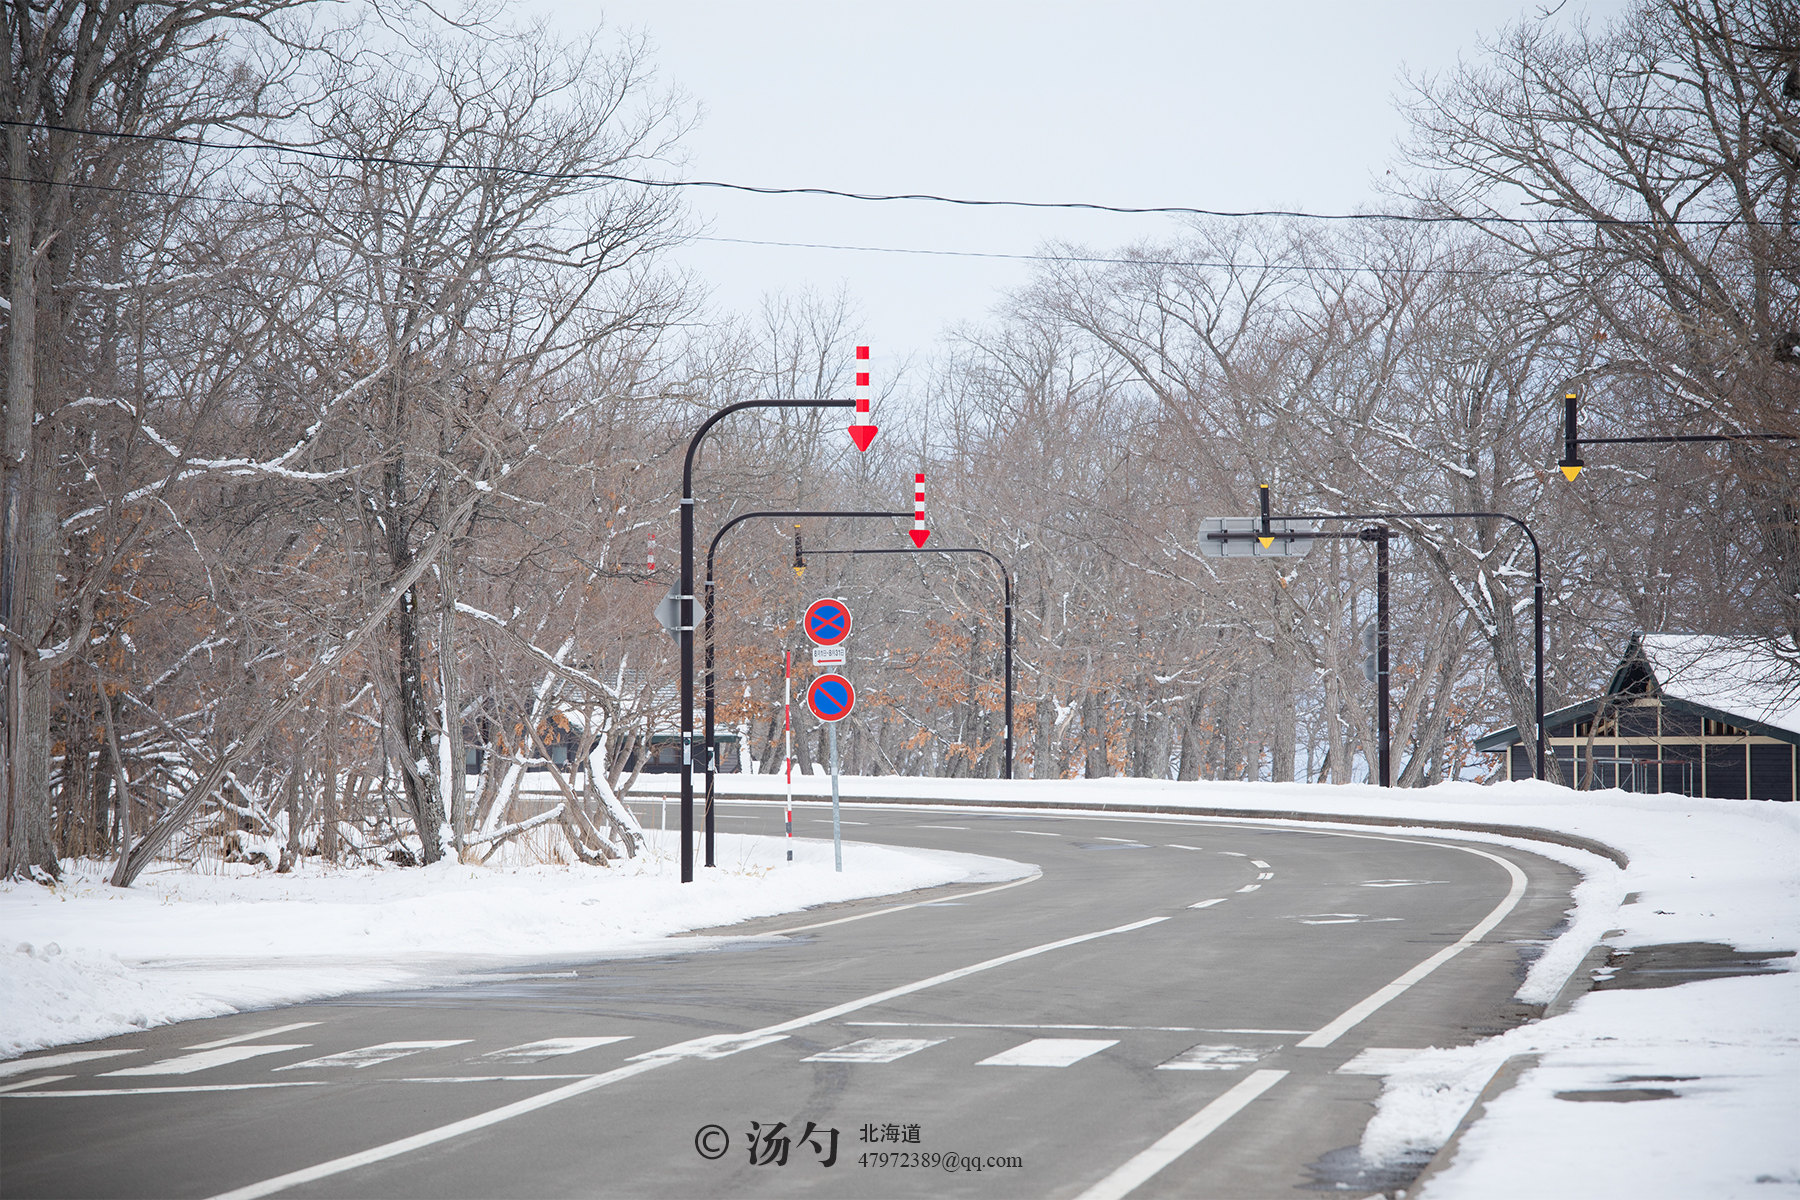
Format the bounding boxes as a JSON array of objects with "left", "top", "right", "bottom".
[
  {"left": 807, "top": 546, "right": 1014, "bottom": 780},
  {"left": 1292, "top": 509, "right": 1545, "bottom": 784},
  {"left": 1211, "top": 501, "right": 1547, "bottom": 783},
  {"left": 679, "top": 399, "right": 859, "bottom": 883},
  {"left": 702, "top": 509, "right": 905, "bottom": 867},
  {"left": 1558, "top": 391, "right": 1796, "bottom": 480}
]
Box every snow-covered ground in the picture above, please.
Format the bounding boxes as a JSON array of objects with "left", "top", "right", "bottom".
[
  {"left": 0, "top": 827, "right": 1030, "bottom": 1060},
  {"left": 5, "top": 774, "right": 1796, "bottom": 1197},
  {"left": 644, "top": 773, "right": 1800, "bottom": 1199}
]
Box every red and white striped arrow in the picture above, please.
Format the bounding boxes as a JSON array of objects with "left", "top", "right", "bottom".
[
  {"left": 849, "top": 345, "right": 878, "bottom": 451},
  {"left": 910, "top": 472, "right": 931, "bottom": 548}
]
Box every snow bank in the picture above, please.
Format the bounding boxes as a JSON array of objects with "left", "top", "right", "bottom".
[{"left": 0, "top": 830, "right": 1031, "bottom": 1060}]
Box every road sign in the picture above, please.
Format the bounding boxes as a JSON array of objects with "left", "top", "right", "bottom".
[
  {"left": 806, "top": 674, "right": 856, "bottom": 722},
  {"left": 804, "top": 597, "right": 853, "bottom": 646},
  {"left": 811, "top": 646, "right": 846, "bottom": 666},
  {"left": 653, "top": 585, "right": 705, "bottom": 640},
  {"left": 1198, "top": 517, "right": 1321, "bottom": 558}
]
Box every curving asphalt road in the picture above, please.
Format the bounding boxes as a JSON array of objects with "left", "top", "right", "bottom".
[{"left": 0, "top": 800, "right": 1582, "bottom": 1199}]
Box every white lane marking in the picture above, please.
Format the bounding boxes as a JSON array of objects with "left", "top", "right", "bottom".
[
  {"left": 1298, "top": 845, "right": 1528, "bottom": 1048},
  {"left": 755, "top": 873, "right": 1041, "bottom": 935},
  {"left": 1219, "top": 851, "right": 1248, "bottom": 857},
  {"left": 1236, "top": 884, "right": 1261, "bottom": 893},
  {"left": 1189, "top": 899, "right": 1226, "bottom": 909},
  {"left": 1094, "top": 836, "right": 1143, "bottom": 843},
  {"left": 480, "top": 1038, "right": 631, "bottom": 1064},
  {"left": 917, "top": 825, "right": 967, "bottom": 830},
  {"left": 1294, "top": 913, "right": 1403, "bottom": 925},
  {"left": 1156, "top": 1045, "right": 1271, "bottom": 1071},
  {"left": 185, "top": 1023, "right": 321, "bottom": 1050},
  {"left": 0, "top": 1075, "right": 72, "bottom": 1094},
  {"left": 209, "top": 915, "right": 1167, "bottom": 1200},
  {"left": 1251, "top": 860, "right": 1271, "bottom": 869},
  {"left": 1077, "top": 1069, "right": 1287, "bottom": 1200},
  {"left": 1256, "top": 872, "right": 1274, "bottom": 880},
  {"left": 0, "top": 1050, "right": 139, "bottom": 1078},
  {"left": 1360, "top": 879, "right": 1448, "bottom": 888},
  {"left": 977, "top": 1038, "right": 1117, "bottom": 1068},
  {"left": 276, "top": 1041, "right": 469, "bottom": 1071},
  {"left": 390, "top": 1075, "right": 591, "bottom": 1083},
  {"left": 102, "top": 1045, "right": 310, "bottom": 1076},
  {"left": 1166, "top": 844, "right": 1203, "bottom": 850},
  {"left": 802, "top": 1038, "right": 947, "bottom": 1063},
  {"left": 626, "top": 1034, "right": 788, "bottom": 1062},
  {"left": 11, "top": 1082, "right": 329, "bottom": 1098},
  {"left": 1335, "top": 1048, "right": 1425, "bottom": 1075},
  {"left": 847, "top": 1023, "right": 1314, "bottom": 1034},
  {"left": 1012, "top": 830, "right": 1060, "bottom": 837}
]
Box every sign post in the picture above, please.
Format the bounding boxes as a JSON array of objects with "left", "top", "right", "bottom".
[
  {"left": 806, "top": 671, "right": 856, "bottom": 871},
  {"left": 783, "top": 651, "right": 793, "bottom": 861}
]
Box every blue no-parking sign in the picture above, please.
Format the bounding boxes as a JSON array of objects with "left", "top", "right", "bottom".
[{"left": 806, "top": 674, "right": 856, "bottom": 722}]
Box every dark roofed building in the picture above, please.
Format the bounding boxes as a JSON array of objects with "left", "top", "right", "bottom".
[{"left": 1475, "top": 633, "right": 1799, "bottom": 800}]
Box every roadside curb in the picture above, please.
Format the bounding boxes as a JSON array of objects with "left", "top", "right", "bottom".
[
  {"left": 1408, "top": 1052, "right": 1542, "bottom": 1199},
  {"left": 656, "top": 788, "right": 1632, "bottom": 869}
]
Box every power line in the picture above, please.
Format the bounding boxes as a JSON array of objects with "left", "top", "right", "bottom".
[
  {"left": 1, "top": 117, "right": 1736, "bottom": 229},
  {"left": 691, "top": 235, "right": 1516, "bottom": 277}
]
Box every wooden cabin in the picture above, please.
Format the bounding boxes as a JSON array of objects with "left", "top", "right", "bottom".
[{"left": 1475, "top": 633, "right": 1798, "bottom": 800}]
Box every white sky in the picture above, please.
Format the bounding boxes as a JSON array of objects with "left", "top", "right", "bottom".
[{"left": 534, "top": 1, "right": 1631, "bottom": 376}]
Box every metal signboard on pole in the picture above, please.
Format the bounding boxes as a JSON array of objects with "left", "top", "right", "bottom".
[
  {"left": 1198, "top": 517, "right": 1321, "bottom": 557},
  {"left": 803, "top": 597, "right": 852, "bottom": 646}
]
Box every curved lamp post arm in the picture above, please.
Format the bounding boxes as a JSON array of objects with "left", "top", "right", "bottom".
[
  {"left": 678, "top": 399, "right": 852, "bottom": 882},
  {"left": 699, "top": 509, "right": 904, "bottom": 867},
  {"left": 809, "top": 546, "right": 1015, "bottom": 781}
]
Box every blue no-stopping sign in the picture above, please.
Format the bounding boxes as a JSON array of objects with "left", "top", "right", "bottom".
[{"left": 804, "top": 597, "right": 852, "bottom": 646}]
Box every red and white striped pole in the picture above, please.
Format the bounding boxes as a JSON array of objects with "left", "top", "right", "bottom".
[
  {"left": 909, "top": 471, "right": 931, "bottom": 548},
  {"left": 848, "top": 345, "right": 878, "bottom": 451},
  {"left": 783, "top": 650, "right": 793, "bottom": 860},
  {"left": 647, "top": 531, "right": 656, "bottom": 577}
]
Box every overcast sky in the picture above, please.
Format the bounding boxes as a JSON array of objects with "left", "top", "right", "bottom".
[{"left": 533, "top": 1, "right": 1631, "bottom": 378}]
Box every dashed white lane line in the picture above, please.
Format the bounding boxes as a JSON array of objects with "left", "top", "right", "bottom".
[
  {"left": 916, "top": 824, "right": 968, "bottom": 830},
  {"left": 1077, "top": 1069, "right": 1288, "bottom": 1200},
  {"left": 1189, "top": 899, "right": 1226, "bottom": 909},
  {"left": 276, "top": 1042, "right": 468, "bottom": 1071},
  {"left": 1298, "top": 843, "right": 1528, "bottom": 1049},
  {"left": 1250, "top": 860, "right": 1271, "bottom": 869},
  {"left": 802, "top": 1038, "right": 947, "bottom": 1064},
  {"left": 753, "top": 873, "right": 1040, "bottom": 935},
  {"left": 1256, "top": 872, "right": 1274, "bottom": 880},
  {"left": 1166, "top": 844, "right": 1203, "bottom": 851},
  {"left": 1094, "top": 836, "right": 1142, "bottom": 843},
  {"left": 1155, "top": 1045, "right": 1271, "bottom": 1071},
  {"left": 103, "top": 1045, "right": 311, "bottom": 1077},
  {"left": 0, "top": 1050, "right": 139, "bottom": 1078},
  {"left": 977, "top": 1038, "right": 1117, "bottom": 1068},
  {"left": 1236, "top": 884, "right": 1261, "bottom": 893},
  {"left": 186, "top": 1023, "right": 321, "bottom": 1050},
  {"left": 12, "top": 1082, "right": 330, "bottom": 1098},
  {"left": 209, "top": 915, "right": 1169, "bottom": 1200},
  {"left": 1218, "top": 851, "right": 1248, "bottom": 857},
  {"left": 481, "top": 1038, "right": 631, "bottom": 1064},
  {"left": 847, "top": 1023, "right": 1313, "bottom": 1035},
  {"left": 0, "top": 1075, "right": 72, "bottom": 1094},
  {"left": 1012, "top": 829, "right": 1061, "bottom": 837}
]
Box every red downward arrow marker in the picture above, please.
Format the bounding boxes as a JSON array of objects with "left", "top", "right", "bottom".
[
  {"left": 849, "top": 424, "right": 878, "bottom": 452},
  {"left": 909, "top": 528, "right": 930, "bottom": 548}
]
